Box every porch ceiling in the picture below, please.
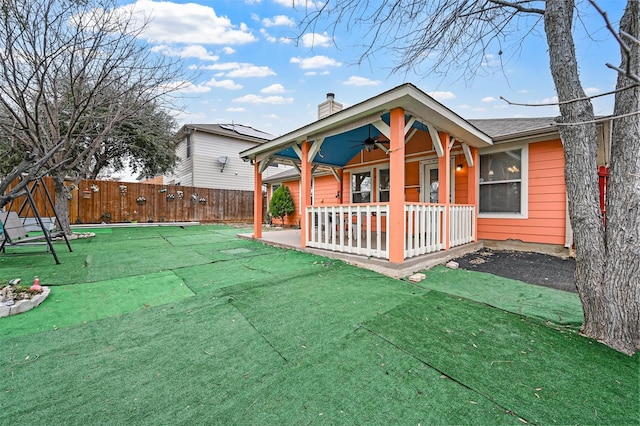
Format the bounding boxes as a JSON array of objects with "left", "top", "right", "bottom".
[{"left": 240, "top": 83, "right": 493, "bottom": 168}]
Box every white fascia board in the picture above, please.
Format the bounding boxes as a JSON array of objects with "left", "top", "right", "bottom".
[{"left": 239, "top": 83, "right": 493, "bottom": 162}]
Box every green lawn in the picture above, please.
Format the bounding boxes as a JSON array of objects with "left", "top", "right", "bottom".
[{"left": 0, "top": 225, "right": 637, "bottom": 425}]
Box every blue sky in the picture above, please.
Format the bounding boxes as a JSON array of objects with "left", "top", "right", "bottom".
[{"left": 116, "top": 0, "right": 626, "bottom": 137}]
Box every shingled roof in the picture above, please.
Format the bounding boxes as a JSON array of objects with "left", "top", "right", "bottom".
[
  {"left": 181, "top": 123, "right": 275, "bottom": 143},
  {"left": 468, "top": 117, "right": 558, "bottom": 140}
]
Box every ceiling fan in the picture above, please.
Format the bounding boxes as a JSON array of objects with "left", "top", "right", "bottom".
[{"left": 352, "top": 125, "right": 390, "bottom": 154}]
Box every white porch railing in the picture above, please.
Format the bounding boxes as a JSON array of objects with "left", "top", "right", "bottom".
[
  {"left": 404, "top": 203, "right": 475, "bottom": 259},
  {"left": 306, "top": 203, "right": 474, "bottom": 261},
  {"left": 306, "top": 204, "right": 390, "bottom": 259},
  {"left": 450, "top": 204, "right": 475, "bottom": 247},
  {"left": 404, "top": 204, "right": 446, "bottom": 258}
]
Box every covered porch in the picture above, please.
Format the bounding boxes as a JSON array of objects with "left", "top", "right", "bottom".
[
  {"left": 240, "top": 227, "right": 482, "bottom": 279},
  {"left": 240, "top": 84, "right": 493, "bottom": 265}
]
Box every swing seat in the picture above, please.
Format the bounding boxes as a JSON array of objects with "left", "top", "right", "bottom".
[
  {"left": 23, "top": 217, "right": 56, "bottom": 233},
  {"left": 0, "top": 212, "right": 63, "bottom": 245}
]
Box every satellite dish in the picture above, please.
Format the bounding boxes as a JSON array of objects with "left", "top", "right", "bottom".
[{"left": 217, "top": 156, "right": 230, "bottom": 172}]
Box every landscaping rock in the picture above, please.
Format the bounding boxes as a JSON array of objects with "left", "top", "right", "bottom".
[
  {"left": 409, "top": 273, "right": 426, "bottom": 283},
  {"left": 446, "top": 261, "right": 459, "bottom": 269},
  {"left": 10, "top": 299, "right": 34, "bottom": 315}
]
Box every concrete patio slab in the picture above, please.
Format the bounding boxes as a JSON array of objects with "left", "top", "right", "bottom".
[{"left": 238, "top": 228, "right": 483, "bottom": 279}]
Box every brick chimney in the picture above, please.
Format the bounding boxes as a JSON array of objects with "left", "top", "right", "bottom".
[{"left": 317, "top": 92, "right": 343, "bottom": 119}]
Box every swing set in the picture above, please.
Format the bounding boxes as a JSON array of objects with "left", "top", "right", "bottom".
[{"left": 0, "top": 175, "right": 73, "bottom": 264}]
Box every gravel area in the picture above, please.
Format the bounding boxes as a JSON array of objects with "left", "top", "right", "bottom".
[{"left": 452, "top": 248, "right": 577, "bottom": 293}]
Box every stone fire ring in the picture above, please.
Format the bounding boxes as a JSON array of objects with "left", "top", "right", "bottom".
[{"left": 0, "top": 287, "right": 50, "bottom": 318}]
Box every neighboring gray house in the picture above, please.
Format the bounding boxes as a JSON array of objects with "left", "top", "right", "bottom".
[{"left": 166, "top": 123, "right": 286, "bottom": 191}]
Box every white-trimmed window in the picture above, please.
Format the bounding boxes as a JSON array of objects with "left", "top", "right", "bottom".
[
  {"left": 479, "top": 146, "right": 528, "bottom": 217},
  {"left": 186, "top": 133, "right": 192, "bottom": 159},
  {"left": 351, "top": 171, "right": 371, "bottom": 203},
  {"left": 378, "top": 168, "right": 390, "bottom": 202}
]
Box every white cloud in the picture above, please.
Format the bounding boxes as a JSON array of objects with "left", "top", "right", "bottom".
[
  {"left": 262, "top": 15, "right": 295, "bottom": 27},
  {"left": 481, "top": 53, "right": 501, "bottom": 67},
  {"left": 261, "top": 84, "right": 286, "bottom": 94},
  {"left": 585, "top": 87, "right": 600, "bottom": 95},
  {"left": 301, "top": 32, "right": 332, "bottom": 48},
  {"left": 232, "top": 94, "right": 294, "bottom": 105},
  {"left": 290, "top": 55, "right": 341, "bottom": 69},
  {"left": 481, "top": 96, "right": 497, "bottom": 103},
  {"left": 197, "top": 62, "right": 276, "bottom": 78},
  {"left": 227, "top": 64, "right": 276, "bottom": 78},
  {"left": 427, "top": 91, "right": 456, "bottom": 101},
  {"left": 168, "top": 81, "right": 211, "bottom": 94},
  {"left": 540, "top": 95, "right": 559, "bottom": 104},
  {"left": 260, "top": 28, "right": 293, "bottom": 44},
  {"left": 151, "top": 44, "right": 219, "bottom": 61},
  {"left": 272, "top": 0, "right": 323, "bottom": 7},
  {"left": 198, "top": 62, "right": 243, "bottom": 71},
  {"left": 343, "top": 76, "right": 381, "bottom": 87},
  {"left": 226, "top": 107, "right": 246, "bottom": 112},
  {"left": 222, "top": 47, "right": 235, "bottom": 55},
  {"left": 260, "top": 28, "right": 277, "bottom": 43},
  {"left": 121, "top": 0, "right": 256, "bottom": 45},
  {"left": 205, "top": 78, "right": 243, "bottom": 90}
]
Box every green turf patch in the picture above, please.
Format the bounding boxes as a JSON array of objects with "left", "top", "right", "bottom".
[
  {"left": 222, "top": 261, "right": 421, "bottom": 364},
  {"left": 362, "top": 290, "right": 639, "bottom": 425},
  {"left": 416, "top": 266, "right": 584, "bottom": 327},
  {"left": 0, "top": 225, "right": 636, "bottom": 424},
  {"left": 0, "top": 295, "right": 284, "bottom": 423},
  {"left": 212, "top": 327, "right": 521, "bottom": 425},
  {"left": 0, "top": 271, "right": 195, "bottom": 339}
]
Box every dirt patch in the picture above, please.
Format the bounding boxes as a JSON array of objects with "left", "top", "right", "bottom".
[{"left": 452, "top": 249, "right": 577, "bottom": 293}]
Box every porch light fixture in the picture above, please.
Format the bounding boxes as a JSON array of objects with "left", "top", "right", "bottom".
[
  {"left": 218, "top": 156, "right": 230, "bottom": 172},
  {"left": 456, "top": 164, "right": 463, "bottom": 171}
]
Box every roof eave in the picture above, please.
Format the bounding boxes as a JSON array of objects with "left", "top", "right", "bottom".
[{"left": 240, "top": 83, "right": 493, "bottom": 162}]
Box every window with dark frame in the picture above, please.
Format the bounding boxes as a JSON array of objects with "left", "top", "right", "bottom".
[
  {"left": 378, "top": 169, "right": 390, "bottom": 202},
  {"left": 351, "top": 171, "right": 371, "bottom": 203},
  {"left": 479, "top": 149, "right": 522, "bottom": 213}
]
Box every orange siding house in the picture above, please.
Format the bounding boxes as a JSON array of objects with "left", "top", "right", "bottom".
[{"left": 247, "top": 84, "right": 611, "bottom": 263}]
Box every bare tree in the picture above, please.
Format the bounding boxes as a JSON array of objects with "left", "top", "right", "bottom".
[
  {"left": 0, "top": 0, "right": 187, "bottom": 234},
  {"left": 301, "top": 0, "right": 639, "bottom": 354}
]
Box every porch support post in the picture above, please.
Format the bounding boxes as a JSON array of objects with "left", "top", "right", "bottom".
[
  {"left": 253, "top": 161, "right": 263, "bottom": 239},
  {"left": 389, "top": 107, "right": 406, "bottom": 263},
  {"left": 300, "top": 140, "right": 312, "bottom": 248},
  {"left": 466, "top": 146, "right": 479, "bottom": 242},
  {"left": 438, "top": 132, "right": 451, "bottom": 250}
]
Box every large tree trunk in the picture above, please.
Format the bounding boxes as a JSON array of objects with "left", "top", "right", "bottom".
[
  {"left": 603, "top": 0, "right": 640, "bottom": 354},
  {"left": 545, "top": 0, "right": 639, "bottom": 355},
  {"left": 52, "top": 172, "right": 72, "bottom": 236}
]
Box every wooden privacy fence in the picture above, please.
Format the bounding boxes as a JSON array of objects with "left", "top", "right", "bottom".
[{"left": 8, "top": 177, "right": 262, "bottom": 224}]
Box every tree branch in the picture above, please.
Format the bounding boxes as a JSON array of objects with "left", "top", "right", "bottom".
[
  {"left": 486, "top": 0, "right": 544, "bottom": 15},
  {"left": 555, "top": 109, "right": 640, "bottom": 126},
  {"left": 588, "top": 0, "right": 640, "bottom": 82},
  {"left": 500, "top": 83, "right": 640, "bottom": 106}
]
